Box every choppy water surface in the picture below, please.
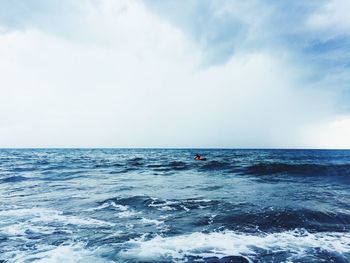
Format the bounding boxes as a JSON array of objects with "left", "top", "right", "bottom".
[{"left": 0, "top": 149, "right": 349, "bottom": 263}]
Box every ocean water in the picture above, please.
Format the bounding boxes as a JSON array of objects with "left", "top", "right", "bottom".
[{"left": 0, "top": 149, "right": 349, "bottom": 263}]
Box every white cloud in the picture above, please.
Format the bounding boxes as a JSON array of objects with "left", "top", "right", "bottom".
[
  {"left": 307, "top": 0, "right": 350, "bottom": 37},
  {"left": 0, "top": 0, "right": 345, "bottom": 148}
]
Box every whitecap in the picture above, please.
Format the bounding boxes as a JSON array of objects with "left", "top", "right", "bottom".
[
  {"left": 140, "top": 217, "right": 164, "bottom": 227},
  {"left": 180, "top": 205, "right": 190, "bottom": 212},
  {"left": 85, "top": 202, "right": 110, "bottom": 211},
  {"left": 110, "top": 202, "right": 129, "bottom": 211},
  {"left": 8, "top": 244, "right": 110, "bottom": 263},
  {"left": 86, "top": 201, "right": 129, "bottom": 212},
  {"left": 148, "top": 200, "right": 178, "bottom": 211},
  {"left": 1, "top": 223, "right": 56, "bottom": 237},
  {"left": 156, "top": 205, "right": 176, "bottom": 211},
  {"left": 139, "top": 218, "right": 169, "bottom": 232},
  {"left": 117, "top": 210, "right": 140, "bottom": 218},
  {"left": 0, "top": 207, "right": 115, "bottom": 227},
  {"left": 119, "top": 229, "right": 350, "bottom": 262}
]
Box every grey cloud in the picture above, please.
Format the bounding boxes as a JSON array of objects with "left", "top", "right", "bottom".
[{"left": 143, "top": 0, "right": 350, "bottom": 110}]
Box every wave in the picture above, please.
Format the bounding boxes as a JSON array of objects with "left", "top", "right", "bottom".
[
  {"left": 93, "top": 159, "right": 238, "bottom": 174},
  {"left": 93, "top": 162, "right": 123, "bottom": 169},
  {"left": 0, "top": 207, "right": 114, "bottom": 229},
  {"left": 102, "top": 196, "right": 219, "bottom": 213},
  {"left": 3, "top": 243, "right": 110, "bottom": 263},
  {"left": 98, "top": 196, "right": 350, "bottom": 236},
  {"left": 9, "top": 167, "right": 37, "bottom": 172},
  {"left": 119, "top": 229, "right": 350, "bottom": 262},
  {"left": 199, "top": 185, "right": 223, "bottom": 191},
  {"left": 209, "top": 208, "right": 350, "bottom": 233},
  {"left": 39, "top": 170, "right": 86, "bottom": 181},
  {"left": 147, "top": 161, "right": 188, "bottom": 172},
  {"left": 243, "top": 163, "right": 350, "bottom": 177},
  {"left": 8, "top": 152, "right": 347, "bottom": 178},
  {"left": 127, "top": 157, "right": 144, "bottom": 167},
  {"left": 89, "top": 159, "right": 350, "bottom": 177},
  {"left": 41, "top": 165, "right": 70, "bottom": 172},
  {"left": 0, "top": 175, "right": 29, "bottom": 183},
  {"left": 145, "top": 160, "right": 237, "bottom": 173},
  {"left": 199, "top": 161, "right": 233, "bottom": 171}
]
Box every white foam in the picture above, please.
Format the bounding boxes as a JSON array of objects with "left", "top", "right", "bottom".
[
  {"left": 191, "top": 199, "right": 212, "bottom": 203},
  {"left": 117, "top": 209, "right": 140, "bottom": 218},
  {"left": 85, "top": 203, "right": 110, "bottom": 211},
  {"left": 1, "top": 223, "right": 57, "bottom": 237},
  {"left": 90, "top": 201, "right": 141, "bottom": 218},
  {"left": 147, "top": 199, "right": 212, "bottom": 212},
  {"left": 180, "top": 205, "right": 190, "bottom": 212},
  {"left": 149, "top": 200, "right": 178, "bottom": 211},
  {"left": 119, "top": 229, "right": 350, "bottom": 262},
  {"left": 87, "top": 201, "right": 130, "bottom": 212},
  {"left": 9, "top": 244, "right": 110, "bottom": 263},
  {"left": 110, "top": 202, "right": 129, "bottom": 211},
  {"left": 208, "top": 214, "right": 217, "bottom": 224},
  {"left": 140, "top": 217, "right": 165, "bottom": 227},
  {"left": 149, "top": 200, "right": 178, "bottom": 206},
  {"left": 145, "top": 215, "right": 171, "bottom": 232},
  {"left": 0, "top": 207, "right": 115, "bottom": 227},
  {"left": 157, "top": 205, "right": 176, "bottom": 211},
  {"left": 87, "top": 201, "right": 136, "bottom": 218}
]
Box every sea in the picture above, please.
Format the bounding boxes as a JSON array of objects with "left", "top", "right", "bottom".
[{"left": 0, "top": 149, "right": 349, "bottom": 263}]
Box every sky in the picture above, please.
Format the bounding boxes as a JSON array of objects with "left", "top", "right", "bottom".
[{"left": 0, "top": 0, "right": 350, "bottom": 148}]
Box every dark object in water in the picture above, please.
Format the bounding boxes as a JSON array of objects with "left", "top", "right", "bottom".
[{"left": 194, "top": 154, "right": 206, "bottom": 161}]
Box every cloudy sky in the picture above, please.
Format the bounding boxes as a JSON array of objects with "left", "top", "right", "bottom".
[{"left": 0, "top": 0, "right": 349, "bottom": 148}]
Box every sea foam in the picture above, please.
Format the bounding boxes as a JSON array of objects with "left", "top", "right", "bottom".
[{"left": 120, "top": 229, "right": 350, "bottom": 262}]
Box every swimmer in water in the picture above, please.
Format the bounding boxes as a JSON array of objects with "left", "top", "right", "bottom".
[{"left": 194, "top": 154, "right": 206, "bottom": 161}]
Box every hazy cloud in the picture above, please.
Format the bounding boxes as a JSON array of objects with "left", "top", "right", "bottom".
[{"left": 0, "top": 0, "right": 349, "bottom": 148}]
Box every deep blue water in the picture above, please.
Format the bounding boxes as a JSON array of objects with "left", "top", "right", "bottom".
[{"left": 0, "top": 149, "right": 349, "bottom": 263}]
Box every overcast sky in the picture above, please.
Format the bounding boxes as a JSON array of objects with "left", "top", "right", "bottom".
[{"left": 0, "top": 0, "right": 350, "bottom": 148}]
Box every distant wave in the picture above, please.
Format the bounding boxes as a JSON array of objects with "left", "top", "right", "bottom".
[
  {"left": 147, "top": 161, "right": 188, "bottom": 172},
  {"left": 93, "top": 162, "right": 123, "bottom": 169},
  {"left": 243, "top": 163, "right": 350, "bottom": 176},
  {"left": 199, "top": 160, "right": 233, "bottom": 171},
  {"left": 210, "top": 208, "right": 350, "bottom": 233},
  {"left": 127, "top": 157, "right": 144, "bottom": 167},
  {"left": 0, "top": 175, "right": 29, "bottom": 183}
]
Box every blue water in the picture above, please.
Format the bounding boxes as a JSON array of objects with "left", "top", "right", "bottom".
[{"left": 0, "top": 149, "right": 349, "bottom": 263}]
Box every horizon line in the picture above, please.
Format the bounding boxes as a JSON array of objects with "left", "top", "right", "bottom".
[{"left": 0, "top": 147, "right": 349, "bottom": 150}]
